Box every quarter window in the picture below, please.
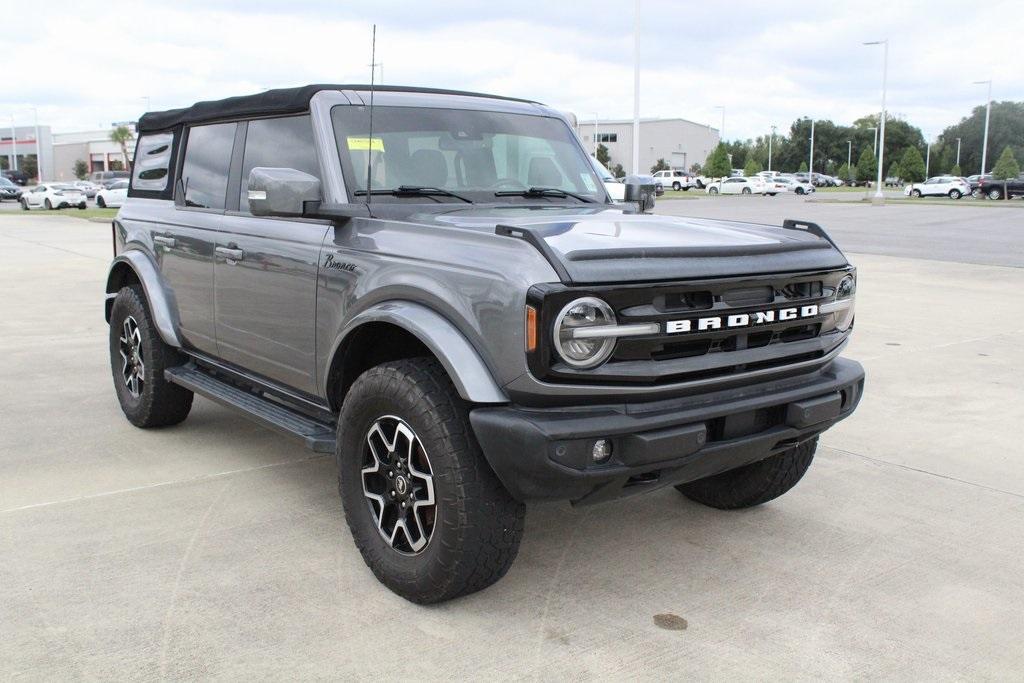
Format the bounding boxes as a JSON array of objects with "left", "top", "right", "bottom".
[
  {"left": 180, "top": 122, "right": 236, "bottom": 209},
  {"left": 239, "top": 115, "right": 319, "bottom": 213},
  {"left": 131, "top": 132, "right": 174, "bottom": 191}
]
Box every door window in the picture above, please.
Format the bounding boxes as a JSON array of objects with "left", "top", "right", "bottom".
[
  {"left": 239, "top": 115, "right": 320, "bottom": 212},
  {"left": 180, "top": 122, "right": 236, "bottom": 209}
]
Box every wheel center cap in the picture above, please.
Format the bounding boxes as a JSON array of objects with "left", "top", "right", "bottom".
[{"left": 394, "top": 476, "right": 409, "bottom": 496}]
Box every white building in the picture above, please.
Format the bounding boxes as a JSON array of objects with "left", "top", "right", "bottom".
[
  {"left": 576, "top": 117, "right": 720, "bottom": 175},
  {"left": 1, "top": 125, "right": 54, "bottom": 182},
  {"left": 52, "top": 127, "right": 136, "bottom": 182}
]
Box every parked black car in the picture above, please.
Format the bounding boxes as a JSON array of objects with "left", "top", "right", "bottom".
[
  {"left": 2, "top": 169, "right": 30, "bottom": 186},
  {"left": 979, "top": 175, "right": 1024, "bottom": 200},
  {"left": 965, "top": 174, "right": 992, "bottom": 197},
  {"left": 0, "top": 176, "right": 22, "bottom": 200}
]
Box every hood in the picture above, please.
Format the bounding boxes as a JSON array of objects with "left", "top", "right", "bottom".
[{"left": 423, "top": 206, "right": 848, "bottom": 284}]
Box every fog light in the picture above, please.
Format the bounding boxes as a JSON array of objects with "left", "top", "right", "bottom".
[{"left": 592, "top": 439, "right": 613, "bottom": 463}]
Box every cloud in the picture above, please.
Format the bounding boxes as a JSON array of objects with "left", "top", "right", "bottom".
[{"left": 2, "top": 0, "right": 1019, "bottom": 139}]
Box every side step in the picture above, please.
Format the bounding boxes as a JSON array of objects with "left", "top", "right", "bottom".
[{"left": 165, "top": 365, "right": 336, "bottom": 453}]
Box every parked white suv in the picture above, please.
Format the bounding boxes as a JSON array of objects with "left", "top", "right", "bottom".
[
  {"left": 904, "top": 176, "right": 971, "bottom": 199},
  {"left": 652, "top": 169, "right": 693, "bottom": 191}
]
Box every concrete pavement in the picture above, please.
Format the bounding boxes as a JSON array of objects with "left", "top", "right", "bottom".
[{"left": 1, "top": 212, "right": 1022, "bottom": 679}]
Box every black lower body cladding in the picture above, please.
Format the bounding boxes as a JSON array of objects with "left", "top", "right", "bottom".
[{"left": 470, "top": 358, "right": 864, "bottom": 504}]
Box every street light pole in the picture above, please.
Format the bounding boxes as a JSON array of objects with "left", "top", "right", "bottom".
[
  {"left": 864, "top": 39, "right": 889, "bottom": 200},
  {"left": 955, "top": 137, "right": 961, "bottom": 167},
  {"left": 846, "top": 139, "right": 852, "bottom": 181},
  {"left": 631, "top": 0, "right": 640, "bottom": 176},
  {"left": 869, "top": 126, "right": 877, "bottom": 156},
  {"left": 593, "top": 112, "right": 599, "bottom": 158},
  {"left": 32, "top": 108, "right": 41, "bottom": 182},
  {"left": 9, "top": 115, "right": 16, "bottom": 171},
  {"left": 925, "top": 137, "right": 931, "bottom": 178},
  {"left": 808, "top": 119, "right": 815, "bottom": 182},
  {"left": 973, "top": 79, "right": 992, "bottom": 176},
  {"left": 768, "top": 125, "right": 776, "bottom": 173}
]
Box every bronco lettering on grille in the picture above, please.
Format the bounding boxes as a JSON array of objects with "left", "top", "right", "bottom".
[{"left": 664, "top": 305, "right": 819, "bottom": 334}]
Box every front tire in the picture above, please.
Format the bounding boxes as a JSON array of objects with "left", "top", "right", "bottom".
[
  {"left": 20, "top": 198, "right": 28, "bottom": 210},
  {"left": 708, "top": 187, "right": 719, "bottom": 195},
  {"left": 676, "top": 438, "right": 817, "bottom": 509},
  {"left": 97, "top": 196, "right": 106, "bottom": 208},
  {"left": 795, "top": 187, "right": 805, "bottom": 195},
  {"left": 911, "top": 189, "right": 922, "bottom": 198},
  {"left": 108, "top": 285, "right": 193, "bottom": 427},
  {"left": 44, "top": 198, "right": 53, "bottom": 210},
  {"left": 741, "top": 187, "right": 752, "bottom": 195},
  {"left": 337, "top": 358, "right": 525, "bottom": 604}
]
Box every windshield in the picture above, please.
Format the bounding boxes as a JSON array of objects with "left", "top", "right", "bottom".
[{"left": 332, "top": 105, "right": 608, "bottom": 204}]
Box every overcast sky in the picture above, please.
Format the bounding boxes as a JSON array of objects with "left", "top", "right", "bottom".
[{"left": 4, "top": 0, "right": 1020, "bottom": 139}]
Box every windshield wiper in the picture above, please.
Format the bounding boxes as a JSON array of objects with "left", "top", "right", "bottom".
[
  {"left": 493, "top": 186, "right": 597, "bottom": 203},
  {"left": 354, "top": 185, "right": 473, "bottom": 203}
]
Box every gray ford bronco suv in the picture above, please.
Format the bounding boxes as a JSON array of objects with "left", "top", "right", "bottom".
[{"left": 106, "top": 84, "right": 863, "bottom": 603}]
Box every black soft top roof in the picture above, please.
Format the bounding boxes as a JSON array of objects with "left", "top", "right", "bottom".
[{"left": 137, "top": 84, "right": 540, "bottom": 133}]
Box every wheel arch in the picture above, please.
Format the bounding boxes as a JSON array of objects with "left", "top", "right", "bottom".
[
  {"left": 104, "top": 250, "right": 182, "bottom": 348},
  {"left": 325, "top": 301, "right": 508, "bottom": 410}
]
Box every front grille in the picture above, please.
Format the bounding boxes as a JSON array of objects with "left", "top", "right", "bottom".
[{"left": 528, "top": 268, "right": 852, "bottom": 386}]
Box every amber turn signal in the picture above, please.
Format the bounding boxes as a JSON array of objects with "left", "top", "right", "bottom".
[{"left": 525, "top": 305, "right": 538, "bottom": 352}]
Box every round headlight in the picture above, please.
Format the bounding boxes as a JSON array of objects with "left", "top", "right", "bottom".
[
  {"left": 553, "top": 297, "right": 617, "bottom": 368},
  {"left": 834, "top": 274, "right": 856, "bottom": 331}
]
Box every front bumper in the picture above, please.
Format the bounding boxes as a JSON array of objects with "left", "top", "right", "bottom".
[{"left": 470, "top": 358, "right": 864, "bottom": 505}]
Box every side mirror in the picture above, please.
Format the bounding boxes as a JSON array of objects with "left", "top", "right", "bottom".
[
  {"left": 247, "top": 167, "right": 321, "bottom": 217},
  {"left": 624, "top": 174, "right": 656, "bottom": 213}
]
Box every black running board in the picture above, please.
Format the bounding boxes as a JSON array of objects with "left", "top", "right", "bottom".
[{"left": 165, "top": 365, "right": 336, "bottom": 453}]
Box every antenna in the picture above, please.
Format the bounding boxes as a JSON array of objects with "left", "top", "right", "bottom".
[{"left": 365, "top": 24, "right": 377, "bottom": 206}]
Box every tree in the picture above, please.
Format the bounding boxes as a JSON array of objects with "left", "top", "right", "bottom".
[
  {"left": 689, "top": 162, "right": 702, "bottom": 174},
  {"left": 596, "top": 143, "right": 610, "bottom": 167},
  {"left": 611, "top": 163, "right": 625, "bottom": 179},
  {"left": 937, "top": 101, "right": 1024, "bottom": 175},
  {"left": 704, "top": 143, "right": 732, "bottom": 178},
  {"left": 991, "top": 146, "right": 1020, "bottom": 180},
  {"left": 650, "top": 158, "right": 669, "bottom": 174},
  {"left": 887, "top": 161, "right": 902, "bottom": 181},
  {"left": 855, "top": 148, "right": 877, "bottom": 182},
  {"left": 797, "top": 160, "right": 808, "bottom": 173},
  {"left": 73, "top": 160, "right": 89, "bottom": 180},
  {"left": 950, "top": 163, "right": 962, "bottom": 176},
  {"left": 743, "top": 158, "right": 761, "bottom": 176},
  {"left": 110, "top": 126, "right": 134, "bottom": 171},
  {"left": 837, "top": 162, "right": 851, "bottom": 181},
  {"left": 900, "top": 147, "right": 926, "bottom": 183}
]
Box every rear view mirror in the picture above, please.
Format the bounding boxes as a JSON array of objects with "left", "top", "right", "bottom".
[
  {"left": 624, "top": 175, "right": 656, "bottom": 213},
  {"left": 247, "top": 167, "right": 321, "bottom": 217}
]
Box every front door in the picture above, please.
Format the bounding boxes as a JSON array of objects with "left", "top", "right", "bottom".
[{"left": 212, "top": 115, "right": 327, "bottom": 395}]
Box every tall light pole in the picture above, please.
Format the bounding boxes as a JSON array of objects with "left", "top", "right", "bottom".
[
  {"left": 955, "top": 137, "right": 962, "bottom": 168},
  {"left": 846, "top": 140, "right": 852, "bottom": 179},
  {"left": 32, "top": 108, "right": 41, "bottom": 182},
  {"left": 808, "top": 119, "right": 815, "bottom": 181},
  {"left": 973, "top": 79, "right": 992, "bottom": 175},
  {"left": 768, "top": 125, "right": 776, "bottom": 173},
  {"left": 9, "top": 115, "right": 16, "bottom": 171},
  {"left": 592, "top": 113, "right": 599, "bottom": 158},
  {"left": 925, "top": 136, "right": 931, "bottom": 178},
  {"left": 864, "top": 39, "right": 889, "bottom": 199},
  {"left": 631, "top": 0, "right": 640, "bottom": 175},
  {"left": 869, "top": 126, "right": 878, "bottom": 155}
]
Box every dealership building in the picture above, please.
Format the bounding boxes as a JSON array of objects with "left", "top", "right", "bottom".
[
  {"left": 1, "top": 126, "right": 54, "bottom": 181},
  {"left": 2, "top": 123, "right": 136, "bottom": 183},
  {"left": 575, "top": 117, "right": 720, "bottom": 174}
]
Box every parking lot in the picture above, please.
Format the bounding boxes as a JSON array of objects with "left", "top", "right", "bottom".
[{"left": 1, "top": 201, "right": 1022, "bottom": 679}]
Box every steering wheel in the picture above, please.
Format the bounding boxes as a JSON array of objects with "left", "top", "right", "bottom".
[{"left": 490, "top": 178, "right": 527, "bottom": 190}]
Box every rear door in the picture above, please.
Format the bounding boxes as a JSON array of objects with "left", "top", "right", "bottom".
[
  {"left": 213, "top": 115, "right": 329, "bottom": 395},
  {"left": 156, "top": 122, "right": 237, "bottom": 353}
]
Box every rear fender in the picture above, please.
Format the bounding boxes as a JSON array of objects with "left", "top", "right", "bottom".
[{"left": 104, "top": 250, "right": 182, "bottom": 348}]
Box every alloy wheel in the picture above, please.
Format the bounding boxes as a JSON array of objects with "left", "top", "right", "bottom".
[
  {"left": 361, "top": 416, "right": 436, "bottom": 555},
  {"left": 118, "top": 315, "right": 145, "bottom": 398}
]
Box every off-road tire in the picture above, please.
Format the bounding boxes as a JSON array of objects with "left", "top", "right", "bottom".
[
  {"left": 675, "top": 437, "right": 818, "bottom": 510},
  {"left": 108, "top": 285, "right": 193, "bottom": 427},
  {"left": 337, "top": 357, "right": 525, "bottom": 604}
]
